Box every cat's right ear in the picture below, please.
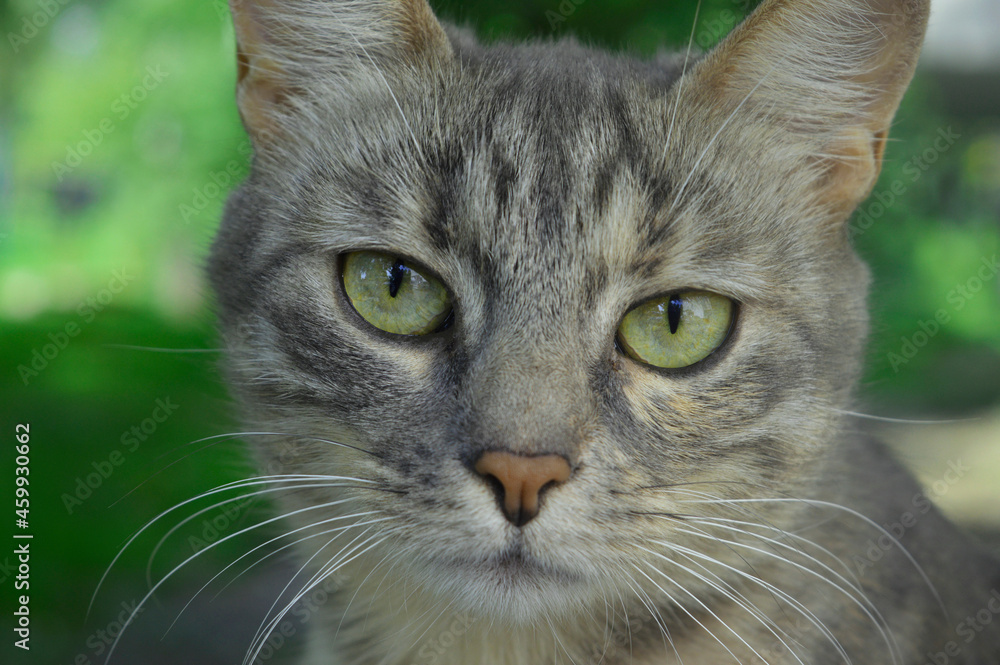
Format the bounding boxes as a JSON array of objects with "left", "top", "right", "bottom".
[
  {"left": 681, "top": 0, "right": 930, "bottom": 218},
  {"left": 228, "top": 0, "right": 453, "bottom": 144}
]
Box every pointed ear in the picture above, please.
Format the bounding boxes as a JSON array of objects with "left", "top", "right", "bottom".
[
  {"left": 686, "top": 0, "right": 929, "bottom": 213},
  {"left": 228, "top": 0, "right": 453, "bottom": 143}
]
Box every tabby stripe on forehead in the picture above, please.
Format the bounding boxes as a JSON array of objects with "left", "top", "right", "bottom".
[
  {"left": 491, "top": 150, "right": 517, "bottom": 221},
  {"left": 592, "top": 159, "right": 617, "bottom": 219},
  {"left": 636, "top": 165, "right": 676, "bottom": 248},
  {"left": 530, "top": 136, "right": 571, "bottom": 245},
  {"left": 422, "top": 141, "right": 466, "bottom": 251}
]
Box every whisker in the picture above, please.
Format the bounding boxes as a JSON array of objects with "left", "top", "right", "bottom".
[
  {"left": 647, "top": 493, "right": 858, "bottom": 587},
  {"left": 217, "top": 516, "right": 396, "bottom": 607},
  {"left": 343, "top": 541, "right": 412, "bottom": 640},
  {"left": 654, "top": 513, "right": 803, "bottom": 617},
  {"left": 678, "top": 496, "right": 947, "bottom": 620},
  {"left": 591, "top": 578, "right": 615, "bottom": 664},
  {"left": 648, "top": 546, "right": 808, "bottom": 665},
  {"left": 245, "top": 525, "right": 380, "bottom": 662},
  {"left": 166, "top": 513, "right": 392, "bottom": 637},
  {"left": 91, "top": 474, "right": 375, "bottom": 618},
  {"left": 333, "top": 545, "right": 410, "bottom": 648},
  {"left": 144, "top": 488, "right": 362, "bottom": 588},
  {"left": 678, "top": 522, "right": 897, "bottom": 661},
  {"left": 245, "top": 532, "right": 391, "bottom": 665},
  {"left": 656, "top": 508, "right": 899, "bottom": 662},
  {"left": 316, "top": 4, "right": 425, "bottom": 163},
  {"left": 616, "top": 567, "right": 684, "bottom": 664},
  {"left": 826, "top": 407, "right": 977, "bottom": 425},
  {"left": 638, "top": 479, "right": 771, "bottom": 495},
  {"left": 610, "top": 582, "right": 636, "bottom": 663},
  {"left": 103, "top": 492, "right": 381, "bottom": 665},
  {"left": 661, "top": 0, "right": 704, "bottom": 165},
  {"left": 658, "top": 540, "right": 853, "bottom": 664},
  {"left": 632, "top": 562, "right": 748, "bottom": 663},
  {"left": 666, "top": 59, "right": 783, "bottom": 218},
  {"left": 101, "top": 344, "right": 222, "bottom": 353},
  {"left": 396, "top": 598, "right": 461, "bottom": 665},
  {"left": 687, "top": 515, "right": 863, "bottom": 591},
  {"left": 547, "top": 611, "right": 583, "bottom": 665}
]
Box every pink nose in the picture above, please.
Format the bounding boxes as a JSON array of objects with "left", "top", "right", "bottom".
[{"left": 474, "top": 451, "right": 571, "bottom": 527}]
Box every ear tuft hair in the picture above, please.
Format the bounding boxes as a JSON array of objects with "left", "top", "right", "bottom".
[
  {"left": 228, "top": 0, "right": 453, "bottom": 143},
  {"left": 686, "top": 0, "right": 930, "bottom": 212}
]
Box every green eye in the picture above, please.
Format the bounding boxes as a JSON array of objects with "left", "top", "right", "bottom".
[
  {"left": 617, "top": 291, "right": 734, "bottom": 369},
  {"left": 342, "top": 251, "right": 452, "bottom": 336}
]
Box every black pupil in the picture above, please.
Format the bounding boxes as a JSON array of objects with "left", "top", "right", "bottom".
[
  {"left": 667, "top": 294, "right": 683, "bottom": 334},
  {"left": 388, "top": 259, "right": 406, "bottom": 298}
]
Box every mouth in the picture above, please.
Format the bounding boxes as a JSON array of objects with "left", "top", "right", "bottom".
[
  {"left": 433, "top": 540, "right": 585, "bottom": 596},
  {"left": 419, "top": 546, "right": 585, "bottom": 623},
  {"left": 483, "top": 543, "right": 576, "bottom": 579}
]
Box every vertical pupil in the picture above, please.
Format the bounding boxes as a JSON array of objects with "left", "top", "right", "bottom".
[
  {"left": 388, "top": 259, "right": 406, "bottom": 298},
  {"left": 667, "top": 294, "right": 683, "bottom": 334}
]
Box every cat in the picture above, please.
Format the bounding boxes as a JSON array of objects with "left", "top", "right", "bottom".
[{"left": 201, "top": 0, "right": 1000, "bottom": 663}]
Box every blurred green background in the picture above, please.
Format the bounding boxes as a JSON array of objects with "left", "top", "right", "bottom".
[{"left": 1, "top": 0, "right": 998, "bottom": 663}]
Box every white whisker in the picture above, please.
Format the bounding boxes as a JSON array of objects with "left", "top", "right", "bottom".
[
  {"left": 245, "top": 533, "right": 391, "bottom": 665},
  {"left": 632, "top": 562, "right": 748, "bottom": 663},
  {"left": 101, "top": 344, "right": 222, "bottom": 353},
  {"left": 616, "top": 568, "right": 684, "bottom": 665},
  {"left": 666, "top": 59, "right": 783, "bottom": 218},
  {"left": 111, "top": 432, "right": 374, "bottom": 507},
  {"left": 678, "top": 496, "right": 946, "bottom": 619},
  {"left": 245, "top": 525, "right": 380, "bottom": 663},
  {"left": 167, "top": 513, "right": 391, "bottom": 637},
  {"left": 661, "top": 0, "right": 703, "bottom": 164},
  {"left": 686, "top": 515, "right": 863, "bottom": 593},
  {"left": 827, "top": 407, "right": 977, "bottom": 425},
  {"left": 654, "top": 501, "right": 900, "bottom": 662},
  {"left": 91, "top": 474, "right": 375, "bottom": 618},
  {"left": 649, "top": 545, "right": 808, "bottom": 665},
  {"left": 144, "top": 488, "right": 361, "bottom": 588},
  {"left": 657, "top": 540, "right": 853, "bottom": 664},
  {"left": 317, "top": 4, "right": 425, "bottom": 163}
]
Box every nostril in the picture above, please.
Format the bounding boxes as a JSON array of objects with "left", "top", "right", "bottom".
[
  {"left": 480, "top": 472, "right": 506, "bottom": 508},
  {"left": 473, "top": 451, "right": 572, "bottom": 527}
]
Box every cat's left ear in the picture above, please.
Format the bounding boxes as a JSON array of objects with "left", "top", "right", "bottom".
[
  {"left": 228, "top": 0, "right": 453, "bottom": 144},
  {"left": 683, "top": 0, "right": 929, "bottom": 215}
]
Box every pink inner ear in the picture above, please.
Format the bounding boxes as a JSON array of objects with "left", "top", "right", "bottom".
[
  {"left": 871, "top": 129, "right": 889, "bottom": 167},
  {"left": 394, "top": 0, "right": 454, "bottom": 61},
  {"left": 230, "top": 2, "right": 289, "bottom": 141},
  {"left": 236, "top": 50, "right": 250, "bottom": 87},
  {"left": 234, "top": 44, "right": 290, "bottom": 143},
  {"left": 679, "top": 0, "right": 928, "bottom": 220},
  {"left": 814, "top": 126, "right": 886, "bottom": 214}
]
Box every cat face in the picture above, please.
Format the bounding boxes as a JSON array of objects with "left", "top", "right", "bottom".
[{"left": 210, "top": 0, "right": 927, "bottom": 629}]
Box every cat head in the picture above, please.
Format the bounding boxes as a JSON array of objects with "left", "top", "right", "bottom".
[{"left": 209, "top": 0, "right": 928, "bottom": 625}]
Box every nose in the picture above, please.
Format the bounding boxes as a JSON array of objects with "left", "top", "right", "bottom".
[{"left": 473, "top": 451, "right": 571, "bottom": 527}]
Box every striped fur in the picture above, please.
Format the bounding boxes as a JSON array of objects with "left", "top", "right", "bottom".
[{"left": 208, "top": 0, "right": 1000, "bottom": 663}]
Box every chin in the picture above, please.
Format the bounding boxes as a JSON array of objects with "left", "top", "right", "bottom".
[{"left": 411, "top": 545, "right": 598, "bottom": 625}]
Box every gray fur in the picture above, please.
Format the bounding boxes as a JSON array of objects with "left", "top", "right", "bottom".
[{"left": 208, "top": 0, "right": 1000, "bottom": 662}]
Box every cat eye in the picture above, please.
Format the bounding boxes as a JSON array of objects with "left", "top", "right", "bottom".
[
  {"left": 341, "top": 251, "right": 452, "bottom": 336},
  {"left": 617, "top": 291, "right": 734, "bottom": 369}
]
